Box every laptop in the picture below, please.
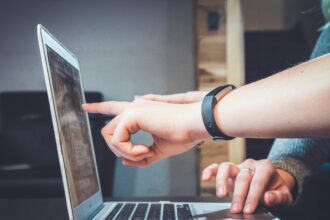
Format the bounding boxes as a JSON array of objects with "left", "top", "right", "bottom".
[{"left": 37, "top": 24, "right": 277, "bottom": 220}]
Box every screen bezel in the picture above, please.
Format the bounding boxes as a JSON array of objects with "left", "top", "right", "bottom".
[{"left": 37, "top": 24, "right": 103, "bottom": 220}]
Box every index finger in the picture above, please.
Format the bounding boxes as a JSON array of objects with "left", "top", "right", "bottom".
[
  {"left": 216, "top": 162, "right": 239, "bottom": 198},
  {"left": 140, "top": 91, "right": 206, "bottom": 104},
  {"left": 82, "top": 101, "right": 130, "bottom": 115},
  {"left": 201, "top": 163, "right": 219, "bottom": 182}
]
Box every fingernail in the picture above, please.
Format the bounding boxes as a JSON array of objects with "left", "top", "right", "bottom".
[
  {"left": 202, "top": 171, "right": 209, "bottom": 179},
  {"left": 231, "top": 203, "right": 241, "bottom": 213},
  {"left": 268, "top": 193, "right": 274, "bottom": 205},
  {"left": 244, "top": 204, "right": 253, "bottom": 214},
  {"left": 134, "top": 96, "right": 141, "bottom": 100},
  {"left": 218, "top": 186, "right": 225, "bottom": 196}
]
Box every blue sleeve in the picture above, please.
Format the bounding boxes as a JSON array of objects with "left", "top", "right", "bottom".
[{"left": 268, "top": 138, "right": 330, "bottom": 194}]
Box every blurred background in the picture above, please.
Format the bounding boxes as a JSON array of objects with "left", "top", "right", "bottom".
[{"left": 0, "top": 0, "right": 324, "bottom": 203}]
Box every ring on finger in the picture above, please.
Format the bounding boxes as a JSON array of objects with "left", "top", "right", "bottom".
[{"left": 239, "top": 167, "right": 255, "bottom": 176}]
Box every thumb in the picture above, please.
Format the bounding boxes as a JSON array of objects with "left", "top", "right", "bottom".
[
  {"left": 82, "top": 101, "right": 130, "bottom": 115},
  {"left": 263, "top": 189, "right": 292, "bottom": 207}
]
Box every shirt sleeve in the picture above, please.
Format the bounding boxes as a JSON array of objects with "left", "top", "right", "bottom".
[{"left": 268, "top": 138, "right": 330, "bottom": 196}]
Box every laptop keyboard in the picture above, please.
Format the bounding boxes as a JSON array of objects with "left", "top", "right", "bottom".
[
  {"left": 147, "top": 204, "right": 161, "bottom": 220},
  {"left": 115, "top": 203, "right": 136, "bottom": 220},
  {"left": 162, "top": 204, "right": 175, "bottom": 219},
  {"left": 106, "top": 204, "right": 124, "bottom": 219},
  {"left": 105, "top": 202, "right": 193, "bottom": 220},
  {"left": 131, "top": 203, "right": 148, "bottom": 220}
]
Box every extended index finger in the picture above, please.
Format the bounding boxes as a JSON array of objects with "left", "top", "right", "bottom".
[
  {"left": 140, "top": 91, "right": 206, "bottom": 104},
  {"left": 82, "top": 101, "right": 130, "bottom": 115}
]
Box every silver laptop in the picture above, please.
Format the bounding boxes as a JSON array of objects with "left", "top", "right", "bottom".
[{"left": 37, "top": 24, "right": 276, "bottom": 220}]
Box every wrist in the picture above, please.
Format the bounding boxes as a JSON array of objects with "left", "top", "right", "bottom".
[
  {"left": 202, "top": 85, "right": 236, "bottom": 140},
  {"left": 186, "top": 102, "right": 211, "bottom": 142},
  {"left": 213, "top": 95, "right": 234, "bottom": 138}
]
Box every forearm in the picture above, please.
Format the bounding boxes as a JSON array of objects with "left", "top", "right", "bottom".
[{"left": 215, "top": 53, "right": 330, "bottom": 138}]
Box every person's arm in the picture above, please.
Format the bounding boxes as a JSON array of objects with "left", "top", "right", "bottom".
[
  {"left": 82, "top": 54, "right": 330, "bottom": 166},
  {"left": 215, "top": 53, "right": 330, "bottom": 138}
]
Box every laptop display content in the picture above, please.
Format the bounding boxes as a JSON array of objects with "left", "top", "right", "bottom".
[{"left": 46, "top": 46, "right": 99, "bottom": 207}]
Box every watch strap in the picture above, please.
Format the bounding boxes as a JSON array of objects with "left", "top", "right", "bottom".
[{"left": 202, "top": 84, "right": 236, "bottom": 140}]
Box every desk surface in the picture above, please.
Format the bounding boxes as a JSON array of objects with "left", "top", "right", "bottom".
[{"left": 0, "top": 197, "right": 275, "bottom": 220}]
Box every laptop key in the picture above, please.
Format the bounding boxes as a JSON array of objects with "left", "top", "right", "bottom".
[
  {"left": 115, "top": 203, "right": 136, "bottom": 220},
  {"left": 147, "top": 204, "right": 161, "bottom": 220},
  {"left": 163, "top": 204, "right": 175, "bottom": 219},
  {"left": 177, "top": 204, "right": 193, "bottom": 220},
  {"left": 131, "top": 203, "right": 148, "bottom": 220},
  {"left": 105, "top": 203, "right": 123, "bottom": 220}
]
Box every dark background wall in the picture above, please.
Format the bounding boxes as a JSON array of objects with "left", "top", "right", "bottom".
[
  {"left": 0, "top": 0, "right": 323, "bottom": 198},
  {"left": 0, "top": 0, "right": 198, "bottom": 197}
]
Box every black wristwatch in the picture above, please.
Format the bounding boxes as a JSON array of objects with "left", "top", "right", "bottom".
[{"left": 201, "top": 84, "right": 236, "bottom": 140}]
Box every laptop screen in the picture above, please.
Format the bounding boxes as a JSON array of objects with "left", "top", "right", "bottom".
[{"left": 46, "top": 46, "right": 99, "bottom": 207}]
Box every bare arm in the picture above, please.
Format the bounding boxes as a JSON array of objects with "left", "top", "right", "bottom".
[
  {"left": 83, "top": 54, "right": 330, "bottom": 167},
  {"left": 216, "top": 53, "right": 330, "bottom": 138}
]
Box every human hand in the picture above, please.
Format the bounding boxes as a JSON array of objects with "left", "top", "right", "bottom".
[
  {"left": 82, "top": 99, "right": 210, "bottom": 167},
  {"left": 202, "top": 159, "right": 295, "bottom": 214},
  {"left": 139, "top": 91, "right": 206, "bottom": 104}
]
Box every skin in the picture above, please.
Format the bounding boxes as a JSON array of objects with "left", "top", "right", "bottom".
[
  {"left": 82, "top": 91, "right": 209, "bottom": 166},
  {"left": 202, "top": 159, "right": 295, "bottom": 214},
  {"left": 83, "top": 53, "right": 330, "bottom": 166},
  {"left": 215, "top": 53, "right": 330, "bottom": 138},
  {"left": 82, "top": 53, "right": 330, "bottom": 213}
]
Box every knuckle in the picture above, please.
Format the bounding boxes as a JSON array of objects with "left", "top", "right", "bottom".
[
  {"left": 101, "top": 127, "right": 107, "bottom": 137},
  {"left": 211, "top": 162, "right": 218, "bottom": 166},
  {"left": 204, "top": 163, "right": 217, "bottom": 172},
  {"left": 261, "top": 161, "right": 275, "bottom": 174},
  {"left": 219, "top": 162, "right": 232, "bottom": 169},
  {"left": 262, "top": 159, "right": 274, "bottom": 169},
  {"left": 244, "top": 158, "right": 255, "bottom": 164},
  {"left": 110, "top": 139, "right": 118, "bottom": 148}
]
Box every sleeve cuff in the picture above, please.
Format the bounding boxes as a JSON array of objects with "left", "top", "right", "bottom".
[{"left": 270, "top": 157, "right": 312, "bottom": 203}]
